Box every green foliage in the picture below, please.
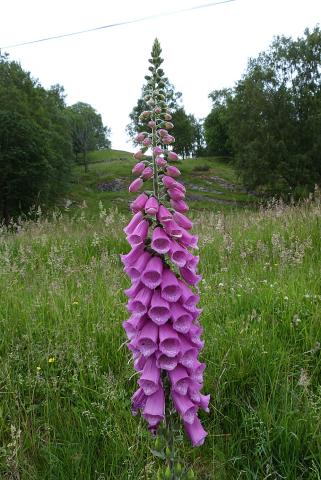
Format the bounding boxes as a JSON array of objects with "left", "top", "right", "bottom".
[
  {"left": 0, "top": 192, "right": 320, "bottom": 478},
  {"left": 172, "top": 109, "right": 204, "bottom": 158},
  {"left": 67, "top": 102, "right": 111, "bottom": 172},
  {"left": 0, "top": 55, "right": 73, "bottom": 221},
  {"left": 205, "top": 26, "right": 321, "bottom": 195},
  {"left": 204, "top": 89, "right": 233, "bottom": 156}
]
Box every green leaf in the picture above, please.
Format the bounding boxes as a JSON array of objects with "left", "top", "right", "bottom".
[{"left": 149, "top": 448, "right": 166, "bottom": 459}]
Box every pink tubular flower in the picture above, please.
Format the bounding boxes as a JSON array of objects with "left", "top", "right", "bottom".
[
  {"left": 173, "top": 211, "right": 193, "bottom": 230},
  {"left": 123, "top": 211, "right": 143, "bottom": 235},
  {"left": 188, "top": 361, "right": 206, "bottom": 384},
  {"left": 148, "top": 120, "right": 156, "bottom": 128},
  {"left": 121, "top": 244, "right": 144, "bottom": 267},
  {"left": 178, "top": 335, "right": 199, "bottom": 369},
  {"left": 142, "top": 167, "right": 153, "bottom": 180},
  {"left": 161, "top": 268, "right": 181, "bottom": 302},
  {"left": 138, "top": 356, "right": 161, "bottom": 395},
  {"left": 170, "top": 199, "right": 189, "bottom": 213},
  {"left": 136, "top": 321, "right": 159, "bottom": 357},
  {"left": 145, "top": 196, "right": 159, "bottom": 216},
  {"left": 166, "top": 166, "right": 181, "bottom": 177},
  {"left": 128, "top": 286, "right": 152, "bottom": 315},
  {"left": 169, "top": 242, "right": 189, "bottom": 267},
  {"left": 178, "top": 280, "right": 200, "bottom": 310},
  {"left": 131, "top": 387, "right": 147, "bottom": 415},
  {"left": 143, "top": 388, "right": 165, "bottom": 426},
  {"left": 143, "top": 137, "right": 152, "bottom": 147},
  {"left": 171, "top": 181, "right": 186, "bottom": 193},
  {"left": 141, "top": 256, "right": 164, "bottom": 289},
  {"left": 148, "top": 290, "right": 171, "bottom": 325},
  {"left": 134, "top": 150, "right": 144, "bottom": 160},
  {"left": 156, "top": 351, "right": 178, "bottom": 371},
  {"left": 168, "top": 151, "right": 179, "bottom": 161},
  {"left": 134, "top": 354, "right": 147, "bottom": 372},
  {"left": 162, "top": 135, "right": 175, "bottom": 145},
  {"left": 132, "top": 162, "right": 145, "bottom": 175},
  {"left": 171, "top": 303, "right": 192, "bottom": 334},
  {"left": 155, "top": 156, "right": 167, "bottom": 167},
  {"left": 184, "top": 417, "right": 208, "bottom": 447},
  {"left": 130, "top": 193, "right": 149, "bottom": 213},
  {"left": 179, "top": 230, "right": 198, "bottom": 249},
  {"left": 169, "top": 365, "right": 190, "bottom": 395},
  {"left": 168, "top": 188, "right": 185, "bottom": 201},
  {"left": 125, "top": 251, "right": 151, "bottom": 281},
  {"left": 129, "top": 178, "right": 143, "bottom": 193},
  {"left": 157, "top": 205, "right": 172, "bottom": 224},
  {"left": 162, "top": 175, "right": 176, "bottom": 189},
  {"left": 188, "top": 325, "right": 204, "bottom": 348},
  {"left": 163, "top": 220, "right": 182, "bottom": 239},
  {"left": 127, "top": 286, "right": 152, "bottom": 315},
  {"left": 124, "top": 280, "right": 143, "bottom": 298},
  {"left": 179, "top": 266, "right": 202, "bottom": 286},
  {"left": 172, "top": 392, "right": 197, "bottom": 425},
  {"left": 135, "top": 133, "right": 145, "bottom": 143},
  {"left": 126, "top": 219, "right": 149, "bottom": 246},
  {"left": 153, "top": 146, "right": 163, "bottom": 155},
  {"left": 188, "top": 381, "right": 202, "bottom": 403},
  {"left": 164, "top": 113, "right": 172, "bottom": 120},
  {"left": 198, "top": 393, "right": 211, "bottom": 413},
  {"left": 158, "top": 129, "right": 168, "bottom": 137},
  {"left": 186, "top": 255, "right": 199, "bottom": 271},
  {"left": 123, "top": 315, "right": 146, "bottom": 340},
  {"left": 159, "top": 324, "right": 180, "bottom": 358},
  {"left": 165, "top": 122, "right": 174, "bottom": 129},
  {"left": 151, "top": 227, "right": 171, "bottom": 254}
]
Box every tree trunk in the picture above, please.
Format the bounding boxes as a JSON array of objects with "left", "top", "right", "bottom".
[
  {"left": 2, "top": 196, "right": 10, "bottom": 226},
  {"left": 83, "top": 149, "right": 88, "bottom": 172}
]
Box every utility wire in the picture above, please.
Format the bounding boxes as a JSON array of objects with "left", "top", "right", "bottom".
[{"left": 1, "top": 0, "right": 237, "bottom": 50}]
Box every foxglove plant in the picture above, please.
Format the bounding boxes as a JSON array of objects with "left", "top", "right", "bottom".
[{"left": 121, "top": 39, "right": 209, "bottom": 478}]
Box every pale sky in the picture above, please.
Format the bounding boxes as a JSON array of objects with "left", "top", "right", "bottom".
[{"left": 1, "top": 0, "right": 320, "bottom": 151}]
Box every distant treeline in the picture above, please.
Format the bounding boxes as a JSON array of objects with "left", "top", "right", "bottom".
[
  {"left": 1, "top": 26, "right": 321, "bottom": 221},
  {"left": 204, "top": 26, "right": 321, "bottom": 196},
  {"left": 0, "top": 53, "right": 111, "bottom": 222}
]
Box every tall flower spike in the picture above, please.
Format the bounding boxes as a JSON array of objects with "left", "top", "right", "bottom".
[{"left": 121, "top": 38, "right": 209, "bottom": 457}]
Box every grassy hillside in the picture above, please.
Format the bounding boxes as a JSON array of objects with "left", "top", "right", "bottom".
[
  {"left": 67, "top": 149, "right": 255, "bottom": 216},
  {"left": 0, "top": 181, "right": 320, "bottom": 478}
]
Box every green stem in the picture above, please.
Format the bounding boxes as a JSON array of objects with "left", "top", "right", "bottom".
[
  {"left": 168, "top": 406, "right": 175, "bottom": 475},
  {"left": 164, "top": 377, "right": 177, "bottom": 479},
  {"left": 152, "top": 124, "right": 159, "bottom": 200}
]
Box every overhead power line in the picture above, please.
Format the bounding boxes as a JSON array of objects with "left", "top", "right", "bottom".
[{"left": 1, "top": 0, "right": 236, "bottom": 50}]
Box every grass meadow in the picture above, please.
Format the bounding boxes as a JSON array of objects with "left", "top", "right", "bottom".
[{"left": 0, "top": 154, "right": 321, "bottom": 479}]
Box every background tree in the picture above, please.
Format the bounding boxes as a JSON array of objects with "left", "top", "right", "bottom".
[
  {"left": 0, "top": 54, "right": 73, "bottom": 222},
  {"left": 171, "top": 108, "right": 203, "bottom": 158},
  {"left": 205, "top": 26, "right": 321, "bottom": 195},
  {"left": 204, "top": 89, "right": 233, "bottom": 157},
  {"left": 190, "top": 115, "right": 206, "bottom": 157},
  {"left": 68, "top": 102, "right": 111, "bottom": 172}
]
